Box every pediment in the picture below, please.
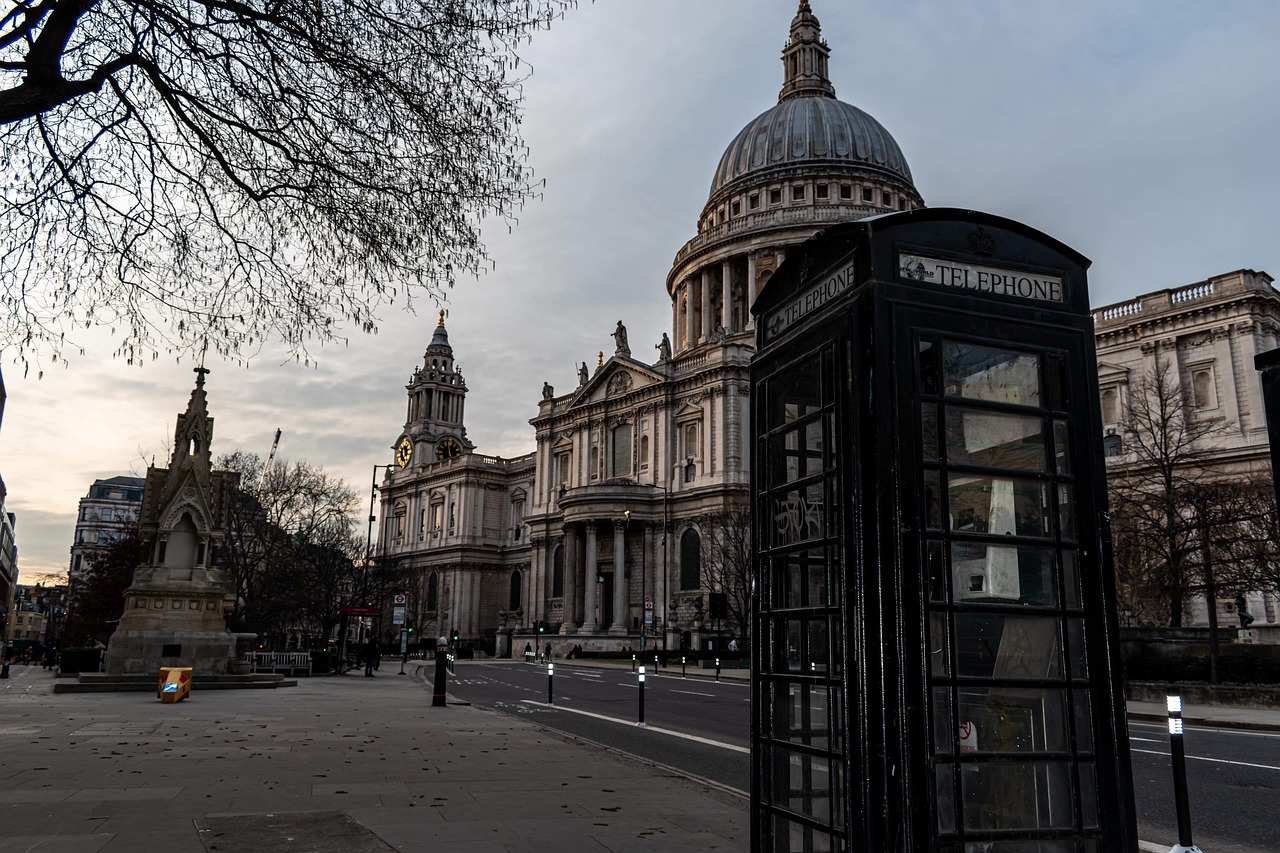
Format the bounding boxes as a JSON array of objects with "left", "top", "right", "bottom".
[
  {"left": 551, "top": 435, "right": 574, "bottom": 452},
  {"left": 569, "top": 357, "right": 665, "bottom": 407},
  {"left": 1097, "top": 362, "right": 1131, "bottom": 381},
  {"left": 509, "top": 487, "right": 528, "bottom": 501},
  {"left": 157, "top": 467, "right": 215, "bottom": 535}
]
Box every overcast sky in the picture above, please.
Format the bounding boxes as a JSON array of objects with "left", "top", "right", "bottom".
[{"left": 4, "top": 0, "right": 1279, "bottom": 581}]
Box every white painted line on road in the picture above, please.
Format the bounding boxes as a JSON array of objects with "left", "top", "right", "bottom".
[
  {"left": 1128, "top": 736, "right": 1164, "bottom": 744},
  {"left": 1130, "top": 747, "right": 1280, "bottom": 773},
  {"left": 520, "top": 700, "right": 750, "bottom": 754},
  {"left": 672, "top": 690, "right": 715, "bottom": 698},
  {"left": 1130, "top": 720, "right": 1280, "bottom": 739}
]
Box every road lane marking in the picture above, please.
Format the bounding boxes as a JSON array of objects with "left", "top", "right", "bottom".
[
  {"left": 520, "top": 700, "right": 750, "bottom": 754},
  {"left": 1128, "top": 736, "right": 1164, "bottom": 744},
  {"left": 1130, "top": 747, "right": 1280, "bottom": 772},
  {"left": 1129, "top": 720, "right": 1280, "bottom": 739},
  {"left": 672, "top": 690, "right": 715, "bottom": 697}
]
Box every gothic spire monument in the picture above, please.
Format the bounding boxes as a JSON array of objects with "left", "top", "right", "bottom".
[{"left": 104, "top": 369, "right": 243, "bottom": 675}]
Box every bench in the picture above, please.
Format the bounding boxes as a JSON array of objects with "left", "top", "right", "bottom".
[{"left": 244, "top": 651, "right": 312, "bottom": 676}]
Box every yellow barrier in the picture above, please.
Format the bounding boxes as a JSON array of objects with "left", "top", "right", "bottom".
[{"left": 158, "top": 666, "right": 192, "bottom": 703}]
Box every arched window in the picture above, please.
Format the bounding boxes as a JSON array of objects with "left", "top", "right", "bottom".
[
  {"left": 509, "top": 571, "right": 522, "bottom": 611},
  {"left": 553, "top": 545, "right": 564, "bottom": 598},
  {"left": 680, "top": 529, "right": 701, "bottom": 591},
  {"left": 1192, "top": 368, "right": 1215, "bottom": 409},
  {"left": 426, "top": 572, "right": 438, "bottom": 611},
  {"left": 1101, "top": 387, "right": 1118, "bottom": 423}
]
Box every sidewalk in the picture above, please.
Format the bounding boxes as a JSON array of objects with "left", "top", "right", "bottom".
[{"left": 0, "top": 662, "right": 745, "bottom": 852}]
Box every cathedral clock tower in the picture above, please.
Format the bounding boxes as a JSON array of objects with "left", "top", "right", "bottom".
[{"left": 394, "top": 311, "right": 474, "bottom": 468}]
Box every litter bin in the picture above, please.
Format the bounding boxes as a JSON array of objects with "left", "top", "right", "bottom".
[{"left": 158, "top": 666, "right": 192, "bottom": 703}]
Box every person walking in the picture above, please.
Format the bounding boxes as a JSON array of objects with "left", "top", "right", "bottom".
[{"left": 363, "top": 638, "right": 380, "bottom": 677}]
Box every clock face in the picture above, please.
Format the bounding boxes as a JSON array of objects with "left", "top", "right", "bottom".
[
  {"left": 436, "top": 438, "right": 462, "bottom": 461},
  {"left": 395, "top": 438, "right": 413, "bottom": 468}
]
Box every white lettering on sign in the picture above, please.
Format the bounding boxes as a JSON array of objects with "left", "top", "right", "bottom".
[
  {"left": 899, "top": 253, "right": 1064, "bottom": 304},
  {"left": 765, "top": 259, "right": 857, "bottom": 341}
]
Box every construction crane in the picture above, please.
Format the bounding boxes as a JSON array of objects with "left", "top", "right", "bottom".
[{"left": 256, "top": 429, "right": 282, "bottom": 496}]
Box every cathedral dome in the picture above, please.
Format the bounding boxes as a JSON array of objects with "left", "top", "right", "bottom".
[{"left": 709, "top": 96, "right": 914, "bottom": 199}]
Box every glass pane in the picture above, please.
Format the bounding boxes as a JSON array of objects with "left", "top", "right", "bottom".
[
  {"left": 770, "top": 428, "right": 821, "bottom": 486},
  {"left": 777, "top": 750, "right": 833, "bottom": 826},
  {"left": 1062, "top": 551, "right": 1082, "bottom": 609},
  {"left": 948, "top": 475, "right": 1051, "bottom": 538},
  {"left": 955, "top": 614, "right": 1062, "bottom": 680},
  {"left": 927, "top": 540, "right": 947, "bottom": 603},
  {"left": 956, "top": 687, "right": 1069, "bottom": 752},
  {"left": 777, "top": 682, "right": 832, "bottom": 751},
  {"left": 960, "top": 761, "right": 1074, "bottom": 831},
  {"left": 1058, "top": 484, "right": 1077, "bottom": 541},
  {"left": 1045, "top": 353, "right": 1066, "bottom": 410},
  {"left": 1073, "top": 689, "right": 1094, "bottom": 753},
  {"left": 925, "top": 470, "right": 943, "bottom": 530},
  {"left": 776, "top": 548, "right": 826, "bottom": 610},
  {"left": 951, "top": 542, "right": 1058, "bottom": 606},
  {"left": 931, "top": 613, "right": 950, "bottom": 677},
  {"left": 808, "top": 620, "right": 829, "bottom": 675},
  {"left": 806, "top": 420, "right": 825, "bottom": 465},
  {"left": 770, "top": 358, "right": 823, "bottom": 425},
  {"left": 922, "top": 404, "right": 939, "bottom": 460},
  {"left": 771, "top": 481, "right": 826, "bottom": 548},
  {"left": 932, "top": 687, "right": 954, "bottom": 754},
  {"left": 1053, "top": 419, "right": 1071, "bottom": 475},
  {"left": 945, "top": 408, "right": 1047, "bottom": 471},
  {"left": 920, "top": 339, "right": 939, "bottom": 395},
  {"left": 784, "top": 620, "right": 803, "bottom": 672},
  {"left": 936, "top": 763, "right": 957, "bottom": 834},
  {"left": 1067, "top": 618, "right": 1087, "bottom": 681},
  {"left": 1080, "top": 762, "right": 1099, "bottom": 829},
  {"left": 942, "top": 342, "right": 1042, "bottom": 407},
  {"left": 776, "top": 816, "right": 837, "bottom": 853}
]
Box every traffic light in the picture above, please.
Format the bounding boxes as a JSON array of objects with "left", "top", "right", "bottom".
[
  {"left": 407, "top": 625, "right": 414, "bottom": 634},
  {"left": 452, "top": 630, "right": 459, "bottom": 643},
  {"left": 537, "top": 620, "right": 545, "bottom": 634}
]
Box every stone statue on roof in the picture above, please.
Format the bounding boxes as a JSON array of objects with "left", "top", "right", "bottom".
[
  {"left": 656, "top": 332, "right": 671, "bottom": 363},
  {"left": 613, "top": 320, "right": 630, "bottom": 357}
]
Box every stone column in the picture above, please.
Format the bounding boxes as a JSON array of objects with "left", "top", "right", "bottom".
[
  {"left": 580, "top": 522, "right": 598, "bottom": 634},
  {"left": 684, "top": 281, "right": 696, "bottom": 350},
  {"left": 700, "top": 270, "right": 712, "bottom": 343},
  {"left": 610, "top": 522, "right": 629, "bottom": 635},
  {"left": 746, "top": 254, "right": 758, "bottom": 332},
  {"left": 722, "top": 260, "right": 733, "bottom": 333},
  {"left": 561, "top": 525, "right": 578, "bottom": 633}
]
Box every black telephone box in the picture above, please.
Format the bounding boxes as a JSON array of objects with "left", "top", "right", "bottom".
[{"left": 750, "top": 209, "right": 1138, "bottom": 852}]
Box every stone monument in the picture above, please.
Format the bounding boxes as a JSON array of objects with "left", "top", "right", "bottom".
[{"left": 104, "top": 368, "right": 242, "bottom": 675}]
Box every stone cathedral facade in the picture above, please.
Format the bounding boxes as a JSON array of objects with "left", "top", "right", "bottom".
[
  {"left": 376, "top": 2, "right": 924, "bottom": 655},
  {"left": 376, "top": 2, "right": 1280, "bottom": 652}
]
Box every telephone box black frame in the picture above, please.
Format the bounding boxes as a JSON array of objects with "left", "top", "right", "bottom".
[{"left": 750, "top": 209, "right": 1138, "bottom": 852}]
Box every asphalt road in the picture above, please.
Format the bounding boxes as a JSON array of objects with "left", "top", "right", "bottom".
[{"left": 446, "top": 661, "right": 1280, "bottom": 851}]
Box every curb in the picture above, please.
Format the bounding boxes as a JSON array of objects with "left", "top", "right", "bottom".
[{"left": 1128, "top": 710, "right": 1280, "bottom": 734}]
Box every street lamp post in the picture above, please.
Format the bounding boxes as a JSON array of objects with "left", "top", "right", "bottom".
[{"left": 340, "top": 463, "right": 394, "bottom": 675}]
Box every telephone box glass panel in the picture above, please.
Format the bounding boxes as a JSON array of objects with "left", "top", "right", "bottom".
[{"left": 919, "top": 337, "right": 1100, "bottom": 848}]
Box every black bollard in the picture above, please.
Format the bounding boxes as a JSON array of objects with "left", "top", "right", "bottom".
[
  {"left": 631, "top": 654, "right": 636, "bottom": 673},
  {"left": 1166, "top": 696, "right": 1198, "bottom": 851},
  {"left": 637, "top": 665, "right": 646, "bottom": 726},
  {"left": 681, "top": 656, "right": 686, "bottom": 678},
  {"left": 715, "top": 657, "right": 721, "bottom": 682},
  {"left": 432, "top": 648, "right": 448, "bottom": 707},
  {"left": 547, "top": 662, "right": 554, "bottom": 706}
]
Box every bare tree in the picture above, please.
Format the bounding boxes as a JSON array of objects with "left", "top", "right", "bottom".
[
  {"left": 700, "top": 499, "right": 752, "bottom": 647},
  {"left": 1108, "top": 361, "right": 1231, "bottom": 626},
  {"left": 0, "top": 0, "right": 578, "bottom": 370},
  {"left": 63, "top": 530, "right": 143, "bottom": 646},
  {"left": 218, "top": 451, "right": 361, "bottom": 642}
]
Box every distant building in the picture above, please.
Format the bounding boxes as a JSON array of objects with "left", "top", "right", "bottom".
[
  {"left": 0, "top": 366, "right": 12, "bottom": 639},
  {"left": 68, "top": 476, "right": 145, "bottom": 595},
  {"left": 1093, "top": 269, "right": 1280, "bottom": 630},
  {"left": 0, "top": 510, "right": 15, "bottom": 647},
  {"left": 5, "top": 582, "right": 66, "bottom": 652}
]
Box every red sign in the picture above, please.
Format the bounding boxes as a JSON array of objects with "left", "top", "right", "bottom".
[{"left": 340, "top": 606, "right": 381, "bottom": 616}]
